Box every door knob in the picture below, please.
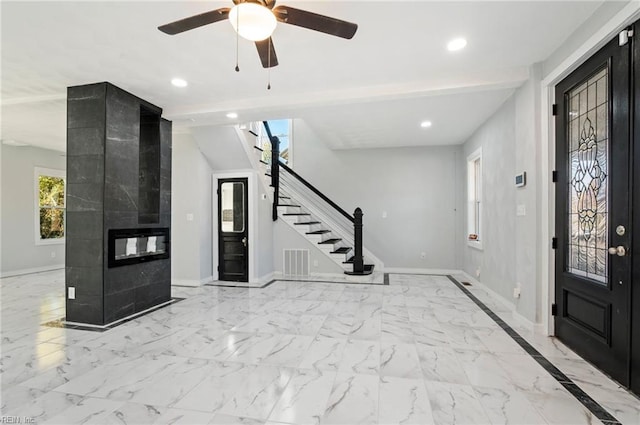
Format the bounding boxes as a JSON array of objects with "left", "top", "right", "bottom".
[
  {"left": 608, "top": 246, "right": 626, "bottom": 256},
  {"left": 242, "top": 237, "right": 247, "bottom": 247}
]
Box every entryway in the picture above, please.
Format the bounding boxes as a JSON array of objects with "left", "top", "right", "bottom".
[
  {"left": 217, "top": 178, "right": 249, "bottom": 282},
  {"left": 554, "top": 20, "right": 639, "bottom": 394}
]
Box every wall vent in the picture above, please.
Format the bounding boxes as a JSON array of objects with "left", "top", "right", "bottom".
[{"left": 283, "top": 249, "right": 310, "bottom": 277}]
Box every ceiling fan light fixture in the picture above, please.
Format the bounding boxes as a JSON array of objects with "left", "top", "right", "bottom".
[{"left": 229, "top": 3, "right": 277, "bottom": 42}]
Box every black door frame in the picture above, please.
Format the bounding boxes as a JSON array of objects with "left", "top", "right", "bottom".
[
  {"left": 217, "top": 177, "right": 249, "bottom": 282},
  {"left": 554, "top": 26, "right": 635, "bottom": 389}
]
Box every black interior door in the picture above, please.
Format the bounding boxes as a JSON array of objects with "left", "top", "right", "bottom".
[
  {"left": 555, "top": 33, "right": 632, "bottom": 386},
  {"left": 631, "top": 20, "right": 640, "bottom": 396},
  {"left": 218, "top": 178, "right": 248, "bottom": 282}
]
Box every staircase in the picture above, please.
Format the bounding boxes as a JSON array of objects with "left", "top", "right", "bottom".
[
  {"left": 237, "top": 121, "right": 379, "bottom": 276},
  {"left": 277, "top": 195, "right": 375, "bottom": 275}
]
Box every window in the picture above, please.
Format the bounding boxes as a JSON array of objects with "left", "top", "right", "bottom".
[
  {"left": 35, "top": 167, "right": 65, "bottom": 244},
  {"left": 255, "top": 119, "right": 293, "bottom": 166},
  {"left": 467, "top": 148, "right": 482, "bottom": 249}
]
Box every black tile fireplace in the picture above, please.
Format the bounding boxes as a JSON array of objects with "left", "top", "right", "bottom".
[{"left": 66, "top": 82, "right": 172, "bottom": 326}]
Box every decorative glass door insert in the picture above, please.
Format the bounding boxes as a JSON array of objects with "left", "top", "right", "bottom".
[{"left": 567, "top": 66, "right": 609, "bottom": 283}]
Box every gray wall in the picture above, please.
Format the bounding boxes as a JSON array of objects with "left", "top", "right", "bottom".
[
  {"left": 0, "top": 144, "right": 66, "bottom": 275},
  {"left": 172, "top": 133, "right": 214, "bottom": 284},
  {"left": 458, "top": 66, "right": 542, "bottom": 323},
  {"left": 294, "top": 119, "right": 460, "bottom": 270}
]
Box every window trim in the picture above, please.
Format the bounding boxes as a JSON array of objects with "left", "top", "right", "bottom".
[
  {"left": 467, "top": 147, "right": 483, "bottom": 250},
  {"left": 34, "top": 167, "right": 66, "bottom": 246}
]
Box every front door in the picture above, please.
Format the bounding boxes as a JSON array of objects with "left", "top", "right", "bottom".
[
  {"left": 218, "top": 178, "right": 249, "bottom": 282},
  {"left": 554, "top": 30, "right": 632, "bottom": 386}
]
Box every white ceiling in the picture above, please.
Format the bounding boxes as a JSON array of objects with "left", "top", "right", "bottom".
[{"left": 1, "top": 1, "right": 606, "bottom": 151}]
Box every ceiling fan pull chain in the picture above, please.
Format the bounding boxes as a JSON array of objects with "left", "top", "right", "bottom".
[
  {"left": 267, "top": 37, "right": 272, "bottom": 90},
  {"left": 235, "top": 6, "right": 240, "bottom": 72}
]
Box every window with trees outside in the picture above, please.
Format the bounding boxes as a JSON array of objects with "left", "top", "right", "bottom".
[
  {"left": 36, "top": 168, "right": 65, "bottom": 244},
  {"left": 467, "top": 147, "right": 482, "bottom": 249}
]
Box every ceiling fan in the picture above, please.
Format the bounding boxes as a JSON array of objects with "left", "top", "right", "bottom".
[{"left": 158, "top": 0, "right": 358, "bottom": 69}]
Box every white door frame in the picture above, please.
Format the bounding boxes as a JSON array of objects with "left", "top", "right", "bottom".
[
  {"left": 540, "top": 3, "right": 640, "bottom": 335},
  {"left": 212, "top": 170, "right": 258, "bottom": 282}
]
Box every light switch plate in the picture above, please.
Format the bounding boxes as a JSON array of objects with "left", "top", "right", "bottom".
[
  {"left": 516, "top": 205, "right": 526, "bottom": 216},
  {"left": 68, "top": 287, "right": 76, "bottom": 300},
  {"left": 186, "top": 213, "right": 194, "bottom": 221}
]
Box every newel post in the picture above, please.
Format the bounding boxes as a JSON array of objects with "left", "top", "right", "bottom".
[
  {"left": 353, "top": 207, "right": 364, "bottom": 273},
  {"left": 271, "top": 136, "right": 280, "bottom": 221}
]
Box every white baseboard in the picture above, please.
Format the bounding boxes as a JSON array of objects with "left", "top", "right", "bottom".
[
  {"left": 459, "top": 271, "right": 539, "bottom": 331},
  {"left": 383, "top": 267, "right": 460, "bottom": 275},
  {"left": 0, "top": 264, "right": 64, "bottom": 278},
  {"left": 172, "top": 275, "right": 215, "bottom": 287},
  {"left": 254, "top": 271, "right": 275, "bottom": 285}
]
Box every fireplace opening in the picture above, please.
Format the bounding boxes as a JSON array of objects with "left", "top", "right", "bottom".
[{"left": 108, "top": 228, "right": 170, "bottom": 268}]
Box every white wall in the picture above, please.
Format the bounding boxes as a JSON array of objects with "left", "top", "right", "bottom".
[
  {"left": 0, "top": 144, "right": 66, "bottom": 276},
  {"left": 171, "top": 133, "right": 213, "bottom": 285},
  {"left": 293, "top": 119, "right": 460, "bottom": 270}
]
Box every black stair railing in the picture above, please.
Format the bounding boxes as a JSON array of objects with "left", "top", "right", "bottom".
[{"left": 262, "top": 121, "right": 366, "bottom": 274}]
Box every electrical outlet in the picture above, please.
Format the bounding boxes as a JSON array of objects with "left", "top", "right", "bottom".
[
  {"left": 420, "top": 252, "right": 426, "bottom": 259},
  {"left": 476, "top": 269, "right": 481, "bottom": 278},
  {"left": 51, "top": 251, "right": 56, "bottom": 258},
  {"left": 513, "top": 287, "right": 521, "bottom": 298},
  {"left": 186, "top": 213, "right": 194, "bottom": 222},
  {"left": 382, "top": 211, "right": 388, "bottom": 219},
  {"left": 68, "top": 287, "right": 76, "bottom": 300}
]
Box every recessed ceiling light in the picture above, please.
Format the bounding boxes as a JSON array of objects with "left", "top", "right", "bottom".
[
  {"left": 171, "top": 78, "right": 188, "bottom": 87},
  {"left": 226, "top": 112, "right": 238, "bottom": 119},
  {"left": 421, "top": 121, "right": 432, "bottom": 128},
  {"left": 447, "top": 38, "right": 467, "bottom": 52}
]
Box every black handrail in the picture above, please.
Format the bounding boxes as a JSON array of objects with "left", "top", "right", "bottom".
[
  {"left": 263, "top": 121, "right": 280, "bottom": 221},
  {"left": 278, "top": 161, "right": 354, "bottom": 223}
]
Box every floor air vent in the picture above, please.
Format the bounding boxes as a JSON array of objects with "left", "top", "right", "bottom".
[{"left": 283, "top": 249, "right": 310, "bottom": 277}]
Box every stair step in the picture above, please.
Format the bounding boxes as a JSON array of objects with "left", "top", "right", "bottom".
[
  {"left": 260, "top": 160, "right": 269, "bottom": 165},
  {"left": 279, "top": 196, "right": 291, "bottom": 200},
  {"left": 294, "top": 221, "right": 320, "bottom": 225},
  {"left": 331, "top": 247, "right": 352, "bottom": 254},
  {"left": 319, "top": 238, "right": 342, "bottom": 245},
  {"left": 343, "top": 256, "right": 355, "bottom": 264},
  {"left": 283, "top": 213, "right": 310, "bottom": 216},
  {"left": 254, "top": 146, "right": 264, "bottom": 152},
  {"left": 344, "top": 264, "right": 375, "bottom": 276},
  {"left": 265, "top": 173, "right": 271, "bottom": 177},
  {"left": 279, "top": 204, "right": 301, "bottom": 208},
  {"left": 249, "top": 130, "right": 259, "bottom": 137},
  {"left": 306, "top": 230, "right": 331, "bottom": 235}
]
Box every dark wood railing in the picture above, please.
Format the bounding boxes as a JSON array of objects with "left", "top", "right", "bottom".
[{"left": 262, "top": 121, "right": 365, "bottom": 274}]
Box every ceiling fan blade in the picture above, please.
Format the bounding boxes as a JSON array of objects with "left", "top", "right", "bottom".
[
  {"left": 255, "top": 38, "right": 279, "bottom": 68},
  {"left": 273, "top": 5, "right": 357, "bottom": 39},
  {"left": 158, "top": 8, "right": 230, "bottom": 35}
]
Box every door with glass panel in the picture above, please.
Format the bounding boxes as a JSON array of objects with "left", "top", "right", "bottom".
[
  {"left": 554, "top": 33, "right": 631, "bottom": 386},
  {"left": 218, "top": 178, "right": 249, "bottom": 282}
]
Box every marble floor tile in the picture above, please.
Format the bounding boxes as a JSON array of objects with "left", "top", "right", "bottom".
[
  {"left": 338, "top": 339, "right": 380, "bottom": 375},
  {"left": 319, "top": 372, "right": 379, "bottom": 425},
  {"left": 153, "top": 408, "right": 216, "bottom": 425},
  {"left": 416, "top": 344, "right": 470, "bottom": 385},
  {"left": 379, "top": 376, "right": 434, "bottom": 425},
  {"left": 218, "top": 364, "right": 294, "bottom": 420},
  {"left": 268, "top": 369, "right": 336, "bottom": 424},
  {"left": 101, "top": 402, "right": 166, "bottom": 425},
  {"left": 2, "top": 270, "right": 638, "bottom": 425},
  {"left": 524, "top": 388, "right": 602, "bottom": 425},
  {"left": 40, "top": 396, "right": 123, "bottom": 425},
  {"left": 380, "top": 342, "right": 422, "bottom": 379},
  {"left": 473, "top": 385, "right": 548, "bottom": 424},
  {"left": 425, "top": 380, "right": 491, "bottom": 425},
  {"left": 298, "top": 336, "right": 347, "bottom": 372}
]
